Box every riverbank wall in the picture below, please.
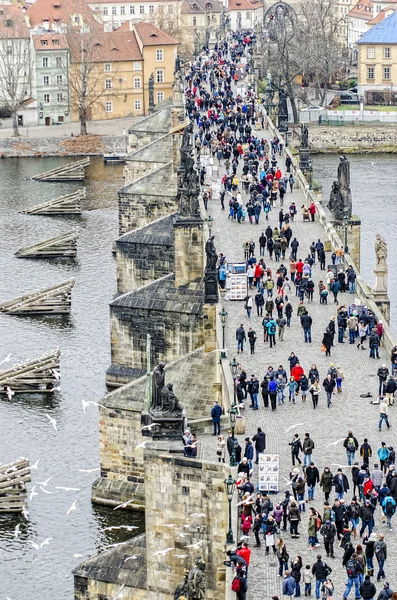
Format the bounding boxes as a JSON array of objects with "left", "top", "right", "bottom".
[
  {"left": 268, "top": 116, "right": 396, "bottom": 353},
  {"left": 0, "top": 134, "right": 124, "bottom": 157},
  {"left": 305, "top": 125, "right": 397, "bottom": 154}
]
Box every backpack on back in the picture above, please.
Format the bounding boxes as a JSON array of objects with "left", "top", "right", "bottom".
[
  {"left": 385, "top": 499, "right": 395, "bottom": 516},
  {"left": 347, "top": 437, "right": 355, "bottom": 453},
  {"left": 346, "top": 558, "right": 358, "bottom": 578},
  {"left": 232, "top": 577, "right": 241, "bottom": 592},
  {"left": 329, "top": 509, "right": 335, "bottom": 522},
  {"left": 375, "top": 544, "right": 385, "bottom": 560}
]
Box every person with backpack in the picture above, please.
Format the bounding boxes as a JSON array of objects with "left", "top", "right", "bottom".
[
  {"left": 232, "top": 564, "right": 248, "bottom": 599},
  {"left": 344, "top": 552, "right": 363, "bottom": 599},
  {"left": 374, "top": 533, "right": 387, "bottom": 582},
  {"left": 320, "top": 520, "right": 336, "bottom": 558},
  {"left": 266, "top": 317, "right": 277, "bottom": 348},
  {"left": 311, "top": 554, "right": 332, "bottom": 600},
  {"left": 343, "top": 431, "right": 359, "bottom": 466},
  {"left": 381, "top": 492, "right": 396, "bottom": 531},
  {"left": 360, "top": 439, "right": 372, "bottom": 467},
  {"left": 377, "top": 581, "right": 393, "bottom": 599}
]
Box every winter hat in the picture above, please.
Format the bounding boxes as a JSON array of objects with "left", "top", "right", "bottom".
[{"left": 369, "top": 532, "right": 377, "bottom": 541}]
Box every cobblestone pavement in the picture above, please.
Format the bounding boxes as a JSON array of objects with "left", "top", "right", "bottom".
[{"left": 200, "top": 124, "right": 396, "bottom": 599}]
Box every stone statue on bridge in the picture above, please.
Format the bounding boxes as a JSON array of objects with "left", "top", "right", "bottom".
[
  {"left": 300, "top": 123, "right": 309, "bottom": 149},
  {"left": 375, "top": 233, "right": 387, "bottom": 268},
  {"left": 327, "top": 154, "right": 352, "bottom": 222},
  {"left": 186, "top": 556, "right": 206, "bottom": 599},
  {"left": 151, "top": 362, "right": 165, "bottom": 411}
]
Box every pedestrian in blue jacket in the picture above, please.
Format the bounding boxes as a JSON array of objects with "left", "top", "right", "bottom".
[
  {"left": 211, "top": 401, "right": 223, "bottom": 436},
  {"left": 283, "top": 571, "right": 296, "bottom": 597}
]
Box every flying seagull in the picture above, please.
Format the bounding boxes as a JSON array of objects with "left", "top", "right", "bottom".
[
  {"left": 67, "top": 500, "right": 78, "bottom": 516},
  {"left": 284, "top": 423, "right": 304, "bottom": 434},
  {"left": 45, "top": 414, "right": 58, "bottom": 431},
  {"left": 326, "top": 439, "right": 345, "bottom": 448}
]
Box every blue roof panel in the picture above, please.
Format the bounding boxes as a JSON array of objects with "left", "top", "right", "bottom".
[{"left": 357, "top": 10, "right": 397, "bottom": 44}]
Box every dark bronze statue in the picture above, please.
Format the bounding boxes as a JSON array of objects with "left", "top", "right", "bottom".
[
  {"left": 151, "top": 363, "right": 165, "bottom": 411},
  {"left": 159, "top": 383, "right": 184, "bottom": 416},
  {"left": 300, "top": 124, "right": 309, "bottom": 149},
  {"left": 205, "top": 236, "right": 217, "bottom": 270},
  {"left": 186, "top": 556, "right": 206, "bottom": 599},
  {"left": 327, "top": 154, "right": 352, "bottom": 221}
]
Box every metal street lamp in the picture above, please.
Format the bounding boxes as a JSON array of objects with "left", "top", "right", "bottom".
[
  {"left": 219, "top": 307, "right": 228, "bottom": 359},
  {"left": 208, "top": 215, "right": 213, "bottom": 236},
  {"left": 228, "top": 404, "right": 238, "bottom": 467},
  {"left": 308, "top": 158, "right": 313, "bottom": 191},
  {"left": 224, "top": 472, "right": 236, "bottom": 545},
  {"left": 343, "top": 210, "right": 349, "bottom": 254},
  {"left": 230, "top": 357, "right": 238, "bottom": 407}
]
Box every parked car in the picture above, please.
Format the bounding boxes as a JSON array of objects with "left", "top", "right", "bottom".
[
  {"left": 339, "top": 91, "right": 353, "bottom": 100},
  {"left": 301, "top": 105, "right": 325, "bottom": 111}
]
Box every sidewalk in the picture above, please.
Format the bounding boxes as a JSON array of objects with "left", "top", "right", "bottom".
[
  {"left": 200, "top": 124, "right": 394, "bottom": 599},
  {"left": 0, "top": 116, "right": 137, "bottom": 140}
]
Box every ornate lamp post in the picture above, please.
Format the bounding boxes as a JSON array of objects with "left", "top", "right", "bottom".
[
  {"left": 228, "top": 404, "right": 238, "bottom": 467},
  {"left": 230, "top": 357, "right": 238, "bottom": 406},
  {"left": 219, "top": 307, "right": 228, "bottom": 359},
  {"left": 308, "top": 158, "right": 313, "bottom": 191},
  {"left": 224, "top": 472, "right": 236, "bottom": 545},
  {"left": 343, "top": 210, "right": 349, "bottom": 254}
]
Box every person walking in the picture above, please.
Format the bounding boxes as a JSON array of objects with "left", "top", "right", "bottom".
[
  {"left": 236, "top": 324, "right": 246, "bottom": 353},
  {"left": 320, "top": 520, "right": 336, "bottom": 559},
  {"left": 377, "top": 582, "right": 393, "bottom": 599},
  {"left": 379, "top": 399, "right": 391, "bottom": 432},
  {"left": 252, "top": 427, "right": 266, "bottom": 463},
  {"left": 301, "top": 312, "right": 313, "bottom": 343},
  {"left": 322, "top": 375, "right": 335, "bottom": 408},
  {"left": 374, "top": 534, "right": 387, "bottom": 582},
  {"left": 247, "top": 327, "right": 257, "bottom": 354},
  {"left": 381, "top": 491, "right": 396, "bottom": 531},
  {"left": 343, "top": 552, "right": 363, "bottom": 600},
  {"left": 211, "top": 401, "right": 223, "bottom": 436},
  {"left": 359, "top": 575, "right": 377, "bottom": 600},
  {"left": 288, "top": 500, "right": 301, "bottom": 538},
  {"left": 302, "top": 433, "right": 315, "bottom": 468},
  {"left": 216, "top": 434, "right": 226, "bottom": 463},
  {"left": 277, "top": 314, "right": 287, "bottom": 341},
  {"left": 311, "top": 555, "right": 332, "bottom": 600},
  {"left": 344, "top": 431, "right": 359, "bottom": 466},
  {"left": 306, "top": 462, "right": 320, "bottom": 501},
  {"left": 282, "top": 571, "right": 296, "bottom": 598},
  {"left": 378, "top": 442, "right": 390, "bottom": 473},
  {"left": 266, "top": 317, "right": 277, "bottom": 348},
  {"left": 322, "top": 330, "right": 333, "bottom": 357},
  {"left": 289, "top": 434, "right": 303, "bottom": 466},
  {"left": 309, "top": 380, "right": 321, "bottom": 409},
  {"left": 276, "top": 538, "right": 289, "bottom": 576},
  {"left": 333, "top": 468, "right": 349, "bottom": 500},
  {"left": 320, "top": 468, "right": 333, "bottom": 502},
  {"left": 255, "top": 291, "right": 264, "bottom": 317}
]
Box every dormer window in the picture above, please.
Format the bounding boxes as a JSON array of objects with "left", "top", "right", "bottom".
[
  {"left": 53, "top": 38, "right": 59, "bottom": 44},
  {"left": 41, "top": 39, "right": 48, "bottom": 45}
]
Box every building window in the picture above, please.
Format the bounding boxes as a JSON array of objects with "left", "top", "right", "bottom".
[
  {"left": 41, "top": 39, "right": 48, "bottom": 46},
  {"left": 367, "top": 67, "right": 374, "bottom": 80},
  {"left": 140, "top": 4, "right": 144, "bottom": 12},
  {"left": 384, "top": 47, "right": 391, "bottom": 58},
  {"left": 156, "top": 69, "right": 164, "bottom": 83},
  {"left": 246, "top": 11, "right": 250, "bottom": 18},
  {"left": 134, "top": 77, "right": 141, "bottom": 88},
  {"left": 105, "top": 79, "right": 112, "bottom": 89},
  {"left": 193, "top": 16, "right": 196, "bottom": 25},
  {"left": 43, "top": 75, "right": 50, "bottom": 86},
  {"left": 103, "top": 6, "right": 108, "bottom": 14},
  {"left": 384, "top": 67, "right": 391, "bottom": 80},
  {"left": 157, "top": 92, "right": 164, "bottom": 102},
  {"left": 57, "top": 92, "right": 64, "bottom": 102},
  {"left": 134, "top": 99, "right": 141, "bottom": 110},
  {"left": 57, "top": 75, "right": 62, "bottom": 85},
  {"left": 367, "top": 47, "right": 375, "bottom": 59},
  {"left": 53, "top": 39, "right": 59, "bottom": 45},
  {"left": 120, "top": 5, "right": 125, "bottom": 13},
  {"left": 6, "top": 45, "right": 12, "bottom": 55},
  {"left": 168, "top": 4, "right": 173, "bottom": 11},
  {"left": 133, "top": 61, "right": 141, "bottom": 70},
  {"left": 44, "top": 93, "right": 50, "bottom": 104},
  {"left": 74, "top": 15, "right": 80, "bottom": 23},
  {"left": 42, "top": 57, "right": 49, "bottom": 67},
  {"left": 129, "top": 5, "right": 134, "bottom": 13},
  {"left": 104, "top": 63, "right": 111, "bottom": 72},
  {"left": 56, "top": 56, "right": 62, "bottom": 67},
  {"left": 105, "top": 101, "right": 113, "bottom": 112},
  {"left": 149, "top": 4, "right": 154, "bottom": 12},
  {"left": 112, "top": 6, "right": 117, "bottom": 14},
  {"left": 156, "top": 48, "right": 163, "bottom": 61}
]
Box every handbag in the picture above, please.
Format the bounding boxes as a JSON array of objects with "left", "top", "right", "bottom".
[{"left": 321, "top": 344, "right": 326, "bottom": 352}]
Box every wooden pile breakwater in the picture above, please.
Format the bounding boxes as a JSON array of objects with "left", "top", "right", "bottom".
[
  {"left": 21, "top": 189, "right": 84, "bottom": 216},
  {"left": 32, "top": 157, "right": 90, "bottom": 182},
  {"left": 15, "top": 230, "right": 79, "bottom": 259},
  {"left": 0, "top": 280, "right": 74, "bottom": 316},
  {"left": 0, "top": 350, "right": 60, "bottom": 394},
  {"left": 0, "top": 458, "right": 31, "bottom": 513}
]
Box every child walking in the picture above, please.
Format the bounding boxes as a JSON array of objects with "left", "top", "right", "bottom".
[
  {"left": 288, "top": 377, "right": 297, "bottom": 403},
  {"left": 336, "top": 365, "right": 344, "bottom": 393}
]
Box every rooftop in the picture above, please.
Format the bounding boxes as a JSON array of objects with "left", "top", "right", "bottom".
[
  {"left": 0, "top": 6, "right": 29, "bottom": 38},
  {"left": 27, "top": 0, "right": 100, "bottom": 31},
  {"left": 32, "top": 33, "right": 68, "bottom": 50},
  {"left": 348, "top": 0, "right": 374, "bottom": 20},
  {"left": 357, "top": 6, "right": 397, "bottom": 42},
  {"left": 69, "top": 30, "right": 143, "bottom": 62},
  {"left": 181, "top": 0, "right": 222, "bottom": 14},
  {"left": 132, "top": 21, "right": 179, "bottom": 45},
  {"left": 367, "top": 5, "right": 396, "bottom": 25}
]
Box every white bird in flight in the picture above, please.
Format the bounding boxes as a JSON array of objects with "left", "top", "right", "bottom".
[
  {"left": 40, "top": 538, "right": 53, "bottom": 548},
  {"left": 81, "top": 399, "right": 106, "bottom": 413},
  {"left": 153, "top": 547, "right": 175, "bottom": 556},
  {"left": 14, "top": 524, "right": 20, "bottom": 538},
  {"left": 31, "top": 459, "right": 40, "bottom": 470},
  {"left": 78, "top": 468, "right": 100, "bottom": 473},
  {"left": 73, "top": 554, "right": 84, "bottom": 558},
  {"left": 6, "top": 386, "right": 14, "bottom": 401},
  {"left": 0, "top": 353, "right": 12, "bottom": 366},
  {"left": 104, "top": 525, "right": 138, "bottom": 531},
  {"left": 112, "top": 584, "right": 125, "bottom": 600},
  {"left": 185, "top": 540, "right": 204, "bottom": 549},
  {"left": 67, "top": 500, "right": 78, "bottom": 516},
  {"left": 53, "top": 370, "right": 61, "bottom": 380},
  {"left": 22, "top": 506, "right": 29, "bottom": 520},
  {"left": 174, "top": 554, "right": 188, "bottom": 558},
  {"left": 40, "top": 486, "right": 52, "bottom": 495},
  {"left": 331, "top": 463, "right": 352, "bottom": 469},
  {"left": 113, "top": 499, "right": 135, "bottom": 510},
  {"left": 281, "top": 475, "right": 294, "bottom": 486},
  {"left": 28, "top": 541, "right": 40, "bottom": 550},
  {"left": 284, "top": 423, "right": 304, "bottom": 434},
  {"left": 326, "top": 439, "right": 346, "bottom": 447},
  {"left": 189, "top": 513, "right": 206, "bottom": 518},
  {"left": 56, "top": 486, "right": 81, "bottom": 492},
  {"left": 45, "top": 414, "right": 58, "bottom": 431},
  {"left": 141, "top": 423, "right": 161, "bottom": 431},
  {"left": 123, "top": 555, "right": 139, "bottom": 562},
  {"left": 135, "top": 441, "right": 149, "bottom": 450},
  {"left": 29, "top": 486, "right": 38, "bottom": 501},
  {"left": 37, "top": 477, "right": 52, "bottom": 487}
]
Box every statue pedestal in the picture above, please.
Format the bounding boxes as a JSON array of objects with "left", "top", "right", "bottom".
[
  {"left": 374, "top": 267, "right": 388, "bottom": 293},
  {"left": 204, "top": 267, "right": 219, "bottom": 304},
  {"left": 299, "top": 148, "right": 309, "bottom": 170},
  {"left": 141, "top": 410, "right": 187, "bottom": 442}
]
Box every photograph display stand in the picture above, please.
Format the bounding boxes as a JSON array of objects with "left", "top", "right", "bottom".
[
  {"left": 258, "top": 453, "right": 280, "bottom": 493},
  {"left": 227, "top": 263, "right": 248, "bottom": 300}
]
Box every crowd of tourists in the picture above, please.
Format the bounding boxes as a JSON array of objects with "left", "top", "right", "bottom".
[{"left": 186, "top": 29, "right": 396, "bottom": 600}]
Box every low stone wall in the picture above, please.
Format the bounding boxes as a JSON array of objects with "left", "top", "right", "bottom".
[
  {"left": 0, "top": 134, "right": 123, "bottom": 157},
  {"left": 308, "top": 125, "right": 397, "bottom": 153}
]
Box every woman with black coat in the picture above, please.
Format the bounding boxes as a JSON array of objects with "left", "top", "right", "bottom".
[
  {"left": 308, "top": 364, "right": 319, "bottom": 384},
  {"left": 322, "top": 330, "right": 333, "bottom": 357},
  {"left": 290, "top": 555, "right": 303, "bottom": 597}
]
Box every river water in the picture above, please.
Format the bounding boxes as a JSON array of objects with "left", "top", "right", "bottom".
[
  {"left": 313, "top": 153, "right": 397, "bottom": 330},
  {"left": 0, "top": 157, "right": 144, "bottom": 599}
]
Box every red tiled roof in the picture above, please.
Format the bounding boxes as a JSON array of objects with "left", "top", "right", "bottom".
[
  {"left": 348, "top": 0, "right": 374, "bottom": 20},
  {"left": 368, "top": 5, "right": 396, "bottom": 24},
  {"left": 69, "top": 30, "right": 143, "bottom": 62},
  {"left": 0, "top": 6, "right": 29, "bottom": 38},
  {"left": 133, "top": 21, "right": 178, "bottom": 45},
  {"left": 227, "top": 0, "right": 259, "bottom": 10},
  {"left": 32, "top": 33, "right": 68, "bottom": 49},
  {"left": 27, "top": 0, "right": 100, "bottom": 30}
]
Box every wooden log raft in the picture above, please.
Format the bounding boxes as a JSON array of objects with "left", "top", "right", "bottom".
[
  {"left": 21, "top": 189, "right": 84, "bottom": 216},
  {"left": 32, "top": 157, "right": 90, "bottom": 182},
  {"left": 15, "top": 230, "right": 79, "bottom": 259},
  {"left": 0, "top": 349, "right": 60, "bottom": 394},
  {"left": 0, "top": 458, "right": 31, "bottom": 513},
  {"left": 0, "top": 280, "right": 74, "bottom": 315}
]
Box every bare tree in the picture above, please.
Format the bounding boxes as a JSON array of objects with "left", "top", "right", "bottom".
[
  {"left": 299, "top": 0, "right": 345, "bottom": 105},
  {"left": 0, "top": 19, "right": 33, "bottom": 136},
  {"left": 66, "top": 30, "right": 119, "bottom": 135}
]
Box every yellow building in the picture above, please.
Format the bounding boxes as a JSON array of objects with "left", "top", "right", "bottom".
[
  {"left": 69, "top": 22, "right": 177, "bottom": 122},
  {"left": 357, "top": 9, "right": 397, "bottom": 95}
]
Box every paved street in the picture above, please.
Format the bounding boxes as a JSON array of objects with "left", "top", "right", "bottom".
[{"left": 200, "top": 124, "right": 395, "bottom": 599}]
